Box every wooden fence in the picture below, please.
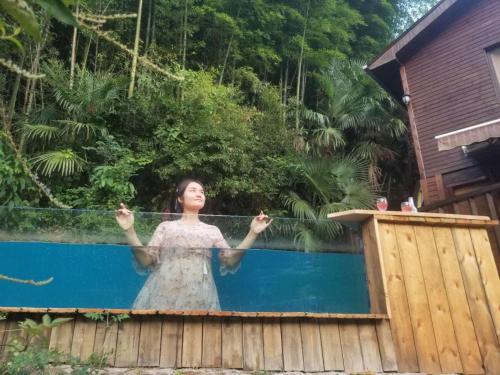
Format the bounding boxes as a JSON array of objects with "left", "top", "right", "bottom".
[{"left": 421, "top": 182, "right": 500, "bottom": 272}]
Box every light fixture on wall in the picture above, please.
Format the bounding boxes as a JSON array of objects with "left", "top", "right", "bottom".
[{"left": 402, "top": 94, "right": 411, "bottom": 105}]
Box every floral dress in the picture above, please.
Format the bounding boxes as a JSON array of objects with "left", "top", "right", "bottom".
[{"left": 132, "top": 220, "right": 231, "bottom": 310}]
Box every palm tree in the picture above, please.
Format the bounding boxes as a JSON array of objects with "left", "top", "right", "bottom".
[
  {"left": 318, "top": 58, "right": 407, "bottom": 184},
  {"left": 18, "top": 60, "right": 125, "bottom": 177},
  {"left": 296, "top": 58, "right": 407, "bottom": 186},
  {"left": 284, "top": 156, "right": 375, "bottom": 251}
]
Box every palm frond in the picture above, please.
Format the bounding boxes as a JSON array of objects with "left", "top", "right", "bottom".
[
  {"left": 313, "top": 126, "right": 345, "bottom": 149},
  {"left": 314, "top": 219, "right": 343, "bottom": 239},
  {"left": 56, "top": 120, "right": 108, "bottom": 141},
  {"left": 21, "top": 124, "right": 60, "bottom": 145},
  {"left": 284, "top": 192, "right": 317, "bottom": 220},
  {"left": 300, "top": 107, "right": 330, "bottom": 127},
  {"left": 31, "top": 149, "right": 86, "bottom": 176},
  {"left": 293, "top": 223, "right": 319, "bottom": 252}
]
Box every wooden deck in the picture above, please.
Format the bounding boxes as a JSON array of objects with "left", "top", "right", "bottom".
[{"left": 1, "top": 210, "right": 499, "bottom": 374}]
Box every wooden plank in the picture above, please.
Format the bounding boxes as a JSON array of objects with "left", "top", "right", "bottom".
[
  {"left": 395, "top": 224, "right": 441, "bottom": 374},
  {"left": 176, "top": 318, "right": 184, "bottom": 366},
  {"left": 327, "top": 209, "right": 491, "bottom": 223},
  {"left": 49, "top": 316, "right": 75, "bottom": 354},
  {"left": 202, "top": 317, "right": 222, "bottom": 368},
  {"left": 242, "top": 318, "right": 264, "bottom": 370},
  {"left": 485, "top": 192, "right": 500, "bottom": 268},
  {"left": 114, "top": 319, "right": 140, "bottom": 367},
  {"left": 281, "top": 318, "right": 304, "bottom": 371},
  {"left": 300, "top": 319, "right": 324, "bottom": 372},
  {"left": 93, "top": 321, "right": 119, "bottom": 366},
  {"left": 181, "top": 317, "right": 203, "bottom": 368},
  {"left": 469, "top": 228, "right": 500, "bottom": 341},
  {"left": 160, "top": 317, "right": 182, "bottom": 368},
  {"left": 0, "top": 319, "right": 17, "bottom": 362},
  {"left": 401, "top": 64, "right": 426, "bottom": 177},
  {"left": 433, "top": 226, "right": 483, "bottom": 374},
  {"left": 452, "top": 227, "right": 499, "bottom": 358},
  {"left": 378, "top": 222, "right": 419, "bottom": 372},
  {"left": 0, "top": 319, "right": 6, "bottom": 360},
  {"left": 319, "top": 320, "right": 343, "bottom": 371},
  {"left": 375, "top": 319, "right": 398, "bottom": 372},
  {"left": 262, "top": 318, "right": 283, "bottom": 371},
  {"left": 362, "top": 218, "right": 387, "bottom": 314},
  {"left": 0, "top": 307, "right": 388, "bottom": 319},
  {"left": 414, "top": 225, "right": 463, "bottom": 373},
  {"left": 339, "top": 322, "right": 364, "bottom": 373},
  {"left": 221, "top": 317, "right": 243, "bottom": 369},
  {"left": 138, "top": 316, "right": 162, "bottom": 367},
  {"left": 70, "top": 316, "right": 97, "bottom": 361},
  {"left": 358, "top": 322, "right": 383, "bottom": 372}
]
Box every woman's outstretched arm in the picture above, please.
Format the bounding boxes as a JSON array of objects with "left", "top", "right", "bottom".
[
  {"left": 219, "top": 211, "right": 272, "bottom": 268},
  {"left": 116, "top": 203, "right": 156, "bottom": 267}
]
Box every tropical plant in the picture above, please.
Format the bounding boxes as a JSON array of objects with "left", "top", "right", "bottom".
[
  {"left": 18, "top": 61, "right": 125, "bottom": 178},
  {"left": 284, "top": 156, "right": 375, "bottom": 251},
  {"left": 298, "top": 58, "right": 407, "bottom": 186},
  {"left": 0, "top": 314, "right": 109, "bottom": 374}
]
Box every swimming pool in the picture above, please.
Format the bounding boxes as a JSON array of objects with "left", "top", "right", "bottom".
[{"left": 0, "top": 207, "right": 370, "bottom": 313}]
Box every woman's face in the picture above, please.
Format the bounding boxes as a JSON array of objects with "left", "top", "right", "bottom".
[{"left": 179, "top": 182, "right": 205, "bottom": 212}]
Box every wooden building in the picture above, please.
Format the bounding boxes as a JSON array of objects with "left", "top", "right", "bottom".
[
  {"left": 1, "top": 211, "right": 499, "bottom": 374},
  {"left": 366, "top": 0, "right": 500, "bottom": 269}
]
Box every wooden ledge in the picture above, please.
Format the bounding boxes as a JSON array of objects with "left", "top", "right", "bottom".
[
  {"left": 0, "top": 306, "right": 388, "bottom": 320},
  {"left": 328, "top": 209, "right": 498, "bottom": 227}
]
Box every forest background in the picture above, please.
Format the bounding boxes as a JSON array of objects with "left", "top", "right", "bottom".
[{"left": 0, "top": 0, "right": 438, "bottom": 221}]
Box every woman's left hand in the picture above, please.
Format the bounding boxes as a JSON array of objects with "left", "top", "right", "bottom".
[{"left": 250, "top": 211, "right": 273, "bottom": 235}]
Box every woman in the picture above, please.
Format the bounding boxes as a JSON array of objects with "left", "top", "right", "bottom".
[{"left": 115, "top": 179, "right": 272, "bottom": 310}]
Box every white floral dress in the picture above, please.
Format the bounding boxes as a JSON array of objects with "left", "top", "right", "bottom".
[{"left": 132, "top": 220, "right": 230, "bottom": 310}]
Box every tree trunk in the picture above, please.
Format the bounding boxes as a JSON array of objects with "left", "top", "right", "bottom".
[
  {"left": 295, "top": 0, "right": 310, "bottom": 130},
  {"left": 283, "top": 59, "right": 289, "bottom": 125},
  {"left": 82, "top": 35, "right": 92, "bottom": 71},
  {"left": 6, "top": 56, "right": 25, "bottom": 131},
  {"left": 69, "top": 1, "right": 80, "bottom": 89},
  {"left": 300, "top": 64, "right": 307, "bottom": 104},
  {"left": 144, "top": 0, "right": 153, "bottom": 53},
  {"left": 26, "top": 21, "right": 49, "bottom": 115},
  {"left": 128, "top": 0, "right": 144, "bottom": 98},
  {"left": 218, "top": 6, "right": 240, "bottom": 85},
  {"left": 182, "top": 0, "right": 188, "bottom": 70},
  {"left": 151, "top": 0, "right": 156, "bottom": 46}
]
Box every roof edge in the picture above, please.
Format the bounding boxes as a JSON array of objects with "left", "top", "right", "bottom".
[{"left": 367, "top": 0, "right": 460, "bottom": 71}]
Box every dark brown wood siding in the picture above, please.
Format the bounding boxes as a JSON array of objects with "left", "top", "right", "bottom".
[{"left": 403, "top": 0, "right": 500, "bottom": 182}]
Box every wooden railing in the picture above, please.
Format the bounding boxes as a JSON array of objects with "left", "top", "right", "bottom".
[{"left": 421, "top": 182, "right": 500, "bottom": 272}]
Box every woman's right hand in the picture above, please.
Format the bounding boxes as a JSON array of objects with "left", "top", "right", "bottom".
[{"left": 116, "top": 203, "right": 134, "bottom": 231}]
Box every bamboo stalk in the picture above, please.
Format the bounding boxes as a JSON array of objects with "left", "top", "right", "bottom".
[{"left": 128, "top": 0, "right": 144, "bottom": 98}]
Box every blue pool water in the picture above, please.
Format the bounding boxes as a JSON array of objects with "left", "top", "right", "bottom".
[{"left": 0, "top": 242, "right": 370, "bottom": 313}]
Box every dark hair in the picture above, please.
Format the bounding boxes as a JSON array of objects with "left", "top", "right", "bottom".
[{"left": 174, "top": 179, "right": 205, "bottom": 213}]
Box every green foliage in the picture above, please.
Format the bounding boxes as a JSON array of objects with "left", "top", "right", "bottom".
[
  {"left": 31, "top": 149, "right": 86, "bottom": 176},
  {"left": 0, "top": 0, "right": 77, "bottom": 48},
  {"left": 83, "top": 312, "right": 129, "bottom": 327},
  {"left": 0, "top": 136, "right": 39, "bottom": 206},
  {"left": 0, "top": 0, "right": 415, "bottom": 213},
  {"left": 284, "top": 156, "right": 375, "bottom": 250},
  {"left": 0, "top": 0, "right": 41, "bottom": 41},
  {"left": 0, "top": 314, "right": 109, "bottom": 375}
]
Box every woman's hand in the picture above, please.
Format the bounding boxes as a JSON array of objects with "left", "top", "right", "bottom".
[
  {"left": 250, "top": 210, "right": 273, "bottom": 235},
  {"left": 115, "top": 203, "right": 134, "bottom": 231}
]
